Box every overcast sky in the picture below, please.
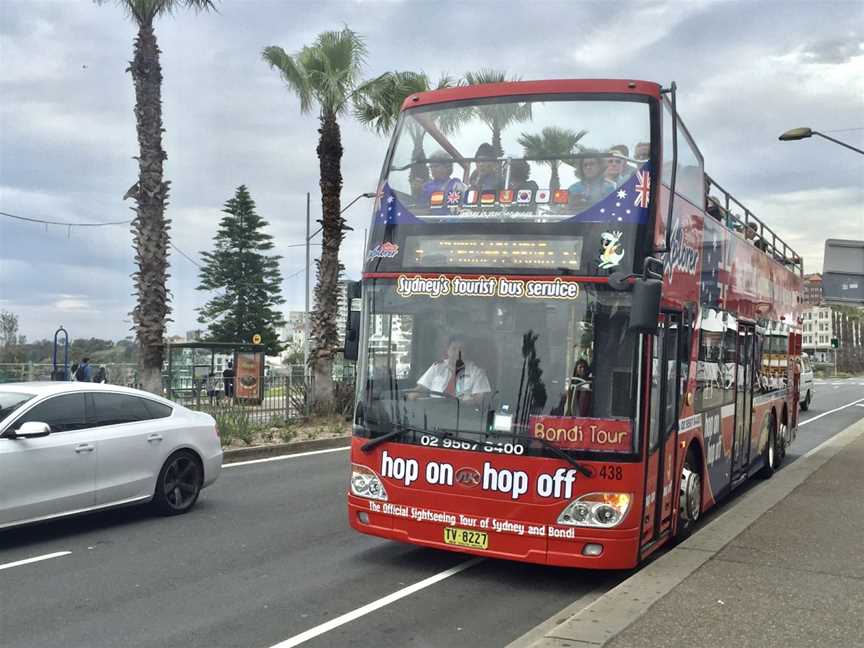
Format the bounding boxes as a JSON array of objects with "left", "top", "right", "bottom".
[{"left": 1, "top": 0, "right": 862, "bottom": 343}]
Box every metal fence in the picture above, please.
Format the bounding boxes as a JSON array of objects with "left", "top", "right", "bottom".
[
  {"left": 0, "top": 363, "right": 356, "bottom": 425},
  {"left": 0, "top": 363, "right": 139, "bottom": 385},
  {"left": 167, "top": 374, "right": 308, "bottom": 424}
]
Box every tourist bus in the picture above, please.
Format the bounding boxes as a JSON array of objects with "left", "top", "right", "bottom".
[{"left": 345, "top": 79, "right": 803, "bottom": 569}]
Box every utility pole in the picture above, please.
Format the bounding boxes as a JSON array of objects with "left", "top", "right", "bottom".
[{"left": 304, "top": 192, "right": 311, "bottom": 415}]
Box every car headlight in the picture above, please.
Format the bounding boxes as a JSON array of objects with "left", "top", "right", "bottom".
[
  {"left": 350, "top": 464, "right": 388, "bottom": 501},
  {"left": 557, "top": 492, "right": 632, "bottom": 528}
]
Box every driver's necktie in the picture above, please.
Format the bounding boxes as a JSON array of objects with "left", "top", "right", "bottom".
[{"left": 445, "top": 370, "right": 457, "bottom": 396}]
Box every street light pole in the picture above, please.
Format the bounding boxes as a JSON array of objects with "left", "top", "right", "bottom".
[
  {"left": 303, "top": 192, "right": 311, "bottom": 380},
  {"left": 778, "top": 127, "right": 864, "bottom": 155},
  {"left": 302, "top": 190, "right": 375, "bottom": 393}
]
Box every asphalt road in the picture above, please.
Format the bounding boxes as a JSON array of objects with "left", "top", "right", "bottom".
[{"left": 1, "top": 378, "right": 862, "bottom": 648}]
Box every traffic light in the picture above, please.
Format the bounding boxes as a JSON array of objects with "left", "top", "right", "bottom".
[{"left": 830, "top": 337, "right": 839, "bottom": 349}]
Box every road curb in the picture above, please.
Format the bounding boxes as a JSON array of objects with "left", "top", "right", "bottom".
[
  {"left": 222, "top": 436, "right": 351, "bottom": 463},
  {"left": 513, "top": 417, "right": 864, "bottom": 648}
]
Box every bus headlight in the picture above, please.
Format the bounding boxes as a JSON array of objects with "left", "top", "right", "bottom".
[
  {"left": 557, "top": 493, "right": 632, "bottom": 528},
  {"left": 350, "top": 464, "right": 388, "bottom": 501}
]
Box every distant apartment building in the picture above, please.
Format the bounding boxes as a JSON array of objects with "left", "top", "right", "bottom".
[
  {"left": 802, "top": 273, "right": 823, "bottom": 306},
  {"left": 279, "top": 311, "right": 308, "bottom": 364},
  {"left": 802, "top": 305, "right": 834, "bottom": 362}
]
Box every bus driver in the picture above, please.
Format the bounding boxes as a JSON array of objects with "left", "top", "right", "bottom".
[{"left": 410, "top": 335, "right": 492, "bottom": 403}]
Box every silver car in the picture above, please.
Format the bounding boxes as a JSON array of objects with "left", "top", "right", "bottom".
[{"left": 0, "top": 382, "right": 222, "bottom": 530}]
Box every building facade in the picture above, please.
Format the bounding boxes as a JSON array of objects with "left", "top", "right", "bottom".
[
  {"left": 802, "top": 305, "right": 834, "bottom": 363},
  {"left": 802, "top": 273, "right": 823, "bottom": 306}
]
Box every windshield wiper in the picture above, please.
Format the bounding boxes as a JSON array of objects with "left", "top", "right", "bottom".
[
  {"left": 361, "top": 426, "right": 452, "bottom": 453},
  {"left": 485, "top": 429, "right": 593, "bottom": 477}
]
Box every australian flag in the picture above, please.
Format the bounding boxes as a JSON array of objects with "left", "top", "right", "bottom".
[
  {"left": 375, "top": 184, "right": 421, "bottom": 225},
  {"left": 560, "top": 163, "right": 651, "bottom": 225}
]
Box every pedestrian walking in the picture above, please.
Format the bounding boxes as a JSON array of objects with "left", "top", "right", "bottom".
[
  {"left": 75, "top": 358, "right": 93, "bottom": 382},
  {"left": 223, "top": 361, "right": 235, "bottom": 399}
]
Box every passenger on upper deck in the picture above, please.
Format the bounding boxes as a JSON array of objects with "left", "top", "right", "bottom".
[
  {"left": 604, "top": 145, "right": 634, "bottom": 188},
  {"left": 568, "top": 151, "right": 616, "bottom": 206},
  {"left": 468, "top": 143, "right": 504, "bottom": 192},
  {"left": 745, "top": 221, "right": 769, "bottom": 252},
  {"left": 509, "top": 159, "right": 539, "bottom": 193},
  {"left": 634, "top": 142, "right": 650, "bottom": 162},
  {"left": 420, "top": 151, "right": 466, "bottom": 206}
]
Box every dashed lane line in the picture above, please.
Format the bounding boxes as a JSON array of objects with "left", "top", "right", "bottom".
[
  {"left": 0, "top": 551, "right": 71, "bottom": 572},
  {"left": 268, "top": 558, "right": 484, "bottom": 648}
]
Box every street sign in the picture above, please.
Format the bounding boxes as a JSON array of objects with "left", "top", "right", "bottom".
[
  {"left": 252, "top": 334, "right": 262, "bottom": 344},
  {"left": 823, "top": 239, "right": 864, "bottom": 305}
]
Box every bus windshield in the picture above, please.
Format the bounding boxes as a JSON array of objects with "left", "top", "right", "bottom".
[
  {"left": 383, "top": 96, "right": 651, "bottom": 223},
  {"left": 355, "top": 277, "right": 637, "bottom": 451}
]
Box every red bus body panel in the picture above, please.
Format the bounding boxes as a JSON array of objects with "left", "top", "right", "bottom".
[{"left": 349, "top": 438, "right": 644, "bottom": 569}]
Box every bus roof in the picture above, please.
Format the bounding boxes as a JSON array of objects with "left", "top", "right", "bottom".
[{"left": 400, "top": 79, "right": 663, "bottom": 111}]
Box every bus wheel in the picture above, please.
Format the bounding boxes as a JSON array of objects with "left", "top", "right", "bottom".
[
  {"left": 676, "top": 450, "right": 702, "bottom": 541},
  {"left": 759, "top": 414, "right": 781, "bottom": 478}
]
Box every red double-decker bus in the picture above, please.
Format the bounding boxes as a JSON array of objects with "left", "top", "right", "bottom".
[{"left": 345, "top": 79, "right": 803, "bottom": 569}]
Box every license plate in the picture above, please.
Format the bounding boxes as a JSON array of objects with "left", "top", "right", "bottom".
[{"left": 444, "top": 527, "right": 488, "bottom": 550}]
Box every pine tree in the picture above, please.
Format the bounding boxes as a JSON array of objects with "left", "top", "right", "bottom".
[{"left": 197, "top": 186, "right": 286, "bottom": 354}]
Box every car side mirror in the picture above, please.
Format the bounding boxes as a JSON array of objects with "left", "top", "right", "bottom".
[
  {"left": 629, "top": 278, "right": 662, "bottom": 335},
  {"left": 13, "top": 421, "right": 51, "bottom": 439},
  {"left": 343, "top": 281, "right": 362, "bottom": 362}
]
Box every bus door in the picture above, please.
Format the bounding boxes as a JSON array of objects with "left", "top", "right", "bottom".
[
  {"left": 641, "top": 313, "right": 681, "bottom": 549},
  {"left": 732, "top": 323, "right": 755, "bottom": 478}
]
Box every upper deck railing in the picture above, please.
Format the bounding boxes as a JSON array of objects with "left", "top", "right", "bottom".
[{"left": 705, "top": 174, "right": 803, "bottom": 277}]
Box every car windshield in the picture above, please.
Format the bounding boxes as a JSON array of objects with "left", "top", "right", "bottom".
[
  {"left": 355, "top": 278, "right": 637, "bottom": 452},
  {"left": 0, "top": 392, "right": 35, "bottom": 421},
  {"left": 383, "top": 96, "right": 651, "bottom": 223}
]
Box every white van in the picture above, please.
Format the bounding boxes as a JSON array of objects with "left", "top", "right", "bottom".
[{"left": 799, "top": 353, "right": 814, "bottom": 411}]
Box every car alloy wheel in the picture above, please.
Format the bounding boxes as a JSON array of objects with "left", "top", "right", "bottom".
[{"left": 156, "top": 451, "right": 202, "bottom": 514}]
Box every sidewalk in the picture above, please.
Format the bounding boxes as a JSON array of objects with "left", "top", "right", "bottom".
[{"left": 523, "top": 418, "right": 864, "bottom": 648}]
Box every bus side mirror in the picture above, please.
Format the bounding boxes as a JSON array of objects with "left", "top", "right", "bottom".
[
  {"left": 629, "top": 278, "right": 662, "bottom": 335},
  {"left": 343, "top": 281, "right": 362, "bottom": 361}
]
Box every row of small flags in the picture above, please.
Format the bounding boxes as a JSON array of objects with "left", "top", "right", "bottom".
[{"left": 430, "top": 188, "right": 571, "bottom": 207}]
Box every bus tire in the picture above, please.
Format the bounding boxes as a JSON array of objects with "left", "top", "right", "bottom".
[
  {"left": 759, "top": 414, "right": 781, "bottom": 478},
  {"left": 676, "top": 448, "right": 702, "bottom": 542}
]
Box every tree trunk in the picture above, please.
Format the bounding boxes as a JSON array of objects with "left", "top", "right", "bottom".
[
  {"left": 550, "top": 163, "right": 560, "bottom": 194},
  {"left": 492, "top": 121, "right": 503, "bottom": 158},
  {"left": 128, "top": 20, "right": 171, "bottom": 395},
  {"left": 310, "top": 110, "right": 344, "bottom": 408}
]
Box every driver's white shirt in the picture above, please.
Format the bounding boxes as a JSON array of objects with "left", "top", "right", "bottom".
[{"left": 417, "top": 360, "right": 491, "bottom": 399}]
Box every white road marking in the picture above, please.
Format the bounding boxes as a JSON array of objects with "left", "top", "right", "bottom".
[
  {"left": 799, "top": 397, "right": 864, "bottom": 429},
  {"left": 223, "top": 446, "right": 349, "bottom": 468},
  {"left": 0, "top": 551, "right": 71, "bottom": 572},
  {"left": 268, "top": 558, "right": 483, "bottom": 648}
]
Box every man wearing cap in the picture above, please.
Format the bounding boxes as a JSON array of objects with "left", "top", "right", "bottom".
[
  {"left": 420, "top": 151, "right": 466, "bottom": 208},
  {"left": 604, "top": 145, "right": 634, "bottom": 188}
]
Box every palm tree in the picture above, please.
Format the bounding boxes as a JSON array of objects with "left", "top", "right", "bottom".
[
  {"left": 518, "top": 127, "right": 587, "bottom": 193},
  {"left": 98, "top": 0, "right": 216, "bottom": 394},
  {"left": 353, "top": 71, "right": 457, "bottom": 189},
  {"left": 463, "top": 69, "right": 532, "bottom": 157},
  {"left": 263, "top": 28, "right": 367, "bottom": 407}
]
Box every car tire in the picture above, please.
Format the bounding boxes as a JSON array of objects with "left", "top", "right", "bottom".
[
  {"left": 153, "top": 450, "right": 203, "bottom": 515},
  {"left": 801, "top": 390, "right": 811, "bottom": 411}
]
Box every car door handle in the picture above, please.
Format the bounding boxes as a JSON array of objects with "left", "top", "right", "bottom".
[
  {"left": 147, "top": 433, "right": 163, "bottom": 443},
  {"left": 75, "top": 443, "right": 95, "bottom": 453}
]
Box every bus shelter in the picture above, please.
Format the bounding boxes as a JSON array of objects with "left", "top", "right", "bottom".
[{"left": 164, "top": 341, "right": 266, "bottom": 404}]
